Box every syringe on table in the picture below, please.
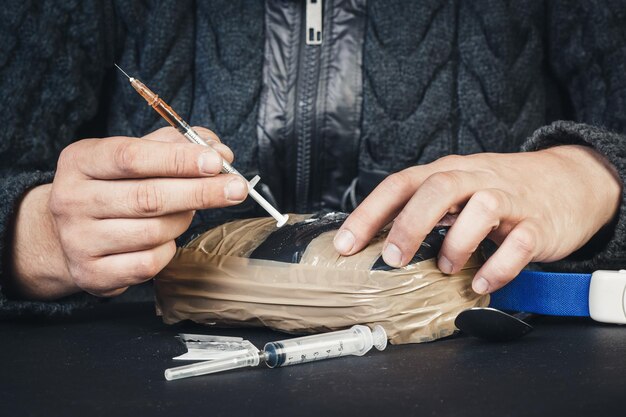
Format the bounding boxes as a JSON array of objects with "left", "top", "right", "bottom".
[
  {"left": 115, "top": 64, "right": 289, "bottom": 227},
  {"left": 164, "top": 325, "right": 388, "bottom": 381}
]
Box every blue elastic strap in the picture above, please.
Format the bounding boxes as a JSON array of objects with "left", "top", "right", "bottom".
[{"left": 489, "top": 270, "right": 592, "bottom": 317}]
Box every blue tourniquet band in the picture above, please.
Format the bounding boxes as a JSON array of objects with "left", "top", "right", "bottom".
[{"left": 489, "top": 270, "right": 592, "bottom": 317}]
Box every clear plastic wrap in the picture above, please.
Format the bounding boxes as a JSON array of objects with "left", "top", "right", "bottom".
[{"left": 155, "top": 213, "right": 489, "bottom": 344}]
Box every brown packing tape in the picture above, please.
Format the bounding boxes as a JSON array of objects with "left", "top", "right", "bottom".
[
  {"left": 155, "top": 215, "right": 489, "bottom": 345},
  {"left": 184, "top": 214, "right": 313, "bottom": 256}
]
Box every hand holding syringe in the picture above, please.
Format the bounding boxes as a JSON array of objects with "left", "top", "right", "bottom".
[{"left": 115, "top": 64, "right": 289, "bottom": 227}]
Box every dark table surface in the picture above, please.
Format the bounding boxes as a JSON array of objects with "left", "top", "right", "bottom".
[{"left": 1, "top": 302, "right": 625, "bottom": 417}]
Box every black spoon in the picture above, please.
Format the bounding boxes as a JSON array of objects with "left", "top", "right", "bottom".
[{"left": 455, "top": 307, "right": 535, "bottom": 342}]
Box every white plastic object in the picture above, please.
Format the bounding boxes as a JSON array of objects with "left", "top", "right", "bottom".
[
  {"left": 164, "top": 345, "right": 261, "bottom": 381},
  {"left": 249, "top": 175, "right": 261, "bottom": 188},
  {"left": 173, "top": 334, "right": 257, "bottom": 361},
  {"left": 589, "top": 270, "right": 626, "bottom": 324}
]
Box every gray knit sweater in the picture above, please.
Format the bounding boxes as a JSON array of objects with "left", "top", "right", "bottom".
[{"left": 2, "top": 0, "right": 626, "bottom": 317}]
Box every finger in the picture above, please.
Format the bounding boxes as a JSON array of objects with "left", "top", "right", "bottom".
[
  {"left": 142, "top": 126, "right": 221, "bottom": 144},
  {"left": 84, "top": 175, "right": 248, "bottom": 218},
  {"left": 334, "top": 168, "right": 425, "bottom": 256},
  {"left": 192, "top": 127, "right": 234, "bottom": 163},
  {"left": 79, "top": 241, "right": 177, "bottom": 296},
  {"left": 145, "top": 126, "right": 234, "bottom": 163},
  {"left": 438, "top": 189, "right": 517, "bottom": 274},
  {"left": 472, "top": 219, "right": 541, "bottom": 294},
  {"left": 383, "top": 171, "right": 483, "bottom": 267},
  {"left": 191, "top": 126, "right": 221, "bottom": 143},
  {"left": 209, "top": 142, "right": 234, "bottom": 164},
  {"left": 142, "top": 126, "right": 191, "bottom": 143},
  {"left": 68, "top": 136, "right": 224, "bottom": 179},
  {"left": 335, "top": 155, "right": 472, "bottom": 256},
  {"left": 86, "top": 211, "right": 194, "bottom": 256},
  {"left": 97, "top": 287, "right": 129, "bottom": 298}
]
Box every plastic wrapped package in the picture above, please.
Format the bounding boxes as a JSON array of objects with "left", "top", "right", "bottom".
[{"left": 155, "top": 213, "right": 489, "bottom": 344}]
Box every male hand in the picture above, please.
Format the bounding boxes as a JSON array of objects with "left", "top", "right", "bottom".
[
  {"left": 10, "top": 127, "right": 248, "bottom": 299},
  {"left": 334, "top": 146, "right": 621, "bottom": 294}
]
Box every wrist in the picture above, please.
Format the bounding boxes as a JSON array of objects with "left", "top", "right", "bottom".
[
  {"left": 543, "top": 144, "right": 622, "bottom": 227},
  {"left": 8, "top": 184, "right": 77, "bottom": 300}
]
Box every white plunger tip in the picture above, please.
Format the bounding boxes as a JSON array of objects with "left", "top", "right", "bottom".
[
  {"left": 372, "top": 325, "right": 388, "bottom": 351},
  {"left": 276, "top": 214, "right": 289, "bottom": 228}
]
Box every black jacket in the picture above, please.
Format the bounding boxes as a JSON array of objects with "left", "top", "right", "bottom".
[{"left": 2, "top": 0, "right": 626, "bottom": 316}]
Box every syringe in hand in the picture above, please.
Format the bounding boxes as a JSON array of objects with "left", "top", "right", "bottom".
[
  {"left": 115, "top": 64, "right": 289, "bottom": 228},
  {"left": 164, "top": 325, "right": 388, "bottom": 381}
]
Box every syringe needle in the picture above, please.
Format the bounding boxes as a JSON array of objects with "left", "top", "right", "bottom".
[{"left": 114, "top": 63, "right": 131, "bottom": 80}]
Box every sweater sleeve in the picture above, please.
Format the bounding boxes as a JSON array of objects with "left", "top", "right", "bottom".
[
  {"left": 520, "top": 2, "right": 626, "bottom": 272},
  {"left": 0, "top": 1, "right": 117, "bottom": 317},
  {"left": 0, "top": 170, "right": 101, "bottom": 317}
]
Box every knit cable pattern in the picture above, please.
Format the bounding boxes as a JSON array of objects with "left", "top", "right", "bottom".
[
  {"left": 360, "top": 0, "right": 546, "bottom": 174},
  {"left": 0, "top": 0, "right": 112, "bottom": 316}
]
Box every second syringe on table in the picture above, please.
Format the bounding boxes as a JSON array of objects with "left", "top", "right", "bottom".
[{"left": 164, "top": 325, "right": 388, "bottom": 381}]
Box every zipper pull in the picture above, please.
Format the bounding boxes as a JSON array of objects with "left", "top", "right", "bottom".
[{"left": 305, "top": 0, "right": 322, "bottom": 45}]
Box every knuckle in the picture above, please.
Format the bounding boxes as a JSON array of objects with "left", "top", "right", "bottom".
[
  {"left": 509, "top": 225, "right": 537, "bottom": 257},
  {"left": 193, "top": 180, "right": 217, "bottom": 208},
  {"left": 381, "top": 170, "right": 415, "bottom": 195},
  {"left": 131, "top": 182, "right": 164, "bottom": 215},
  {"left": 170, "top": 146, "right": 190, "bottom": 176},
  {"left": 471, "top": 190, "right": 502, "bottom": 218},
  {"left": 424, "top": 171, "right": 459, "bottom": 196},
  {"left": 437, "top": 154, "right": 465, "bottom": 168},
  {"left": 57, "top": 145, "right": 77, "bottom": 171},
  {"left": 133, "top": 253, "right": 162, "bottom": 280},
  {"left": 48, "top": 185, "right": 84, "bottom": 218},
  {"left": 113, "top": 141, "right": 141, "bottom": 175},
  {"left": 58, "top": 140, "right": 92, "bottom": 164},
  {"left": 90, "top": 188, "right": 110, "bottom": 209},
  {"left": 70, "top": 262, "right": 105, "bottom": 294},
  {"left": 48, "top": 191, "right": 70, "bottom": 216}
]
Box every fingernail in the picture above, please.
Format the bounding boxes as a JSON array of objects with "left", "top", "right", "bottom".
[
  {"left": 382, "top": 243, "right": 403, "bottom": 268},
  {"left": 438, "top": 256, "right": 453, "bottom": 274},
  {"left": 225, "top": 178, "right": 247, "bottom": 201},
  {"left": 472, "top": 276, "right": 490, "bottom": 294},
  {"left": 199, "top": 152, "right": 222, "bottom": 174},
  {"left": 334, "top": 229, "right": 355, "bottom": 254}
]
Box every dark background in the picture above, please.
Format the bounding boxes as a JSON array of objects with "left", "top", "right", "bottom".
[{"left": 1, "top": 302, "right": 624, "bottom": 416}]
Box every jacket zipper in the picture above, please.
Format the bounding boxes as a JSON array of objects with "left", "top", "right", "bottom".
[{"left": 295, "top": 0, "right": 323, "bottom": 212}]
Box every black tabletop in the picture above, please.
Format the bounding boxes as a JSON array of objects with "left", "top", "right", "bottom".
[{"left": 1, "top": 302, "right": 625, "bottom": 417}]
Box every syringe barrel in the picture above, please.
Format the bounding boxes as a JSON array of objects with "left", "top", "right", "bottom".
[
  {"left": 164, "top": 350, "right": 260, "bottom": 381},
  {"left": 263, "top": 325, "right": 387, "bottom": 368}
]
